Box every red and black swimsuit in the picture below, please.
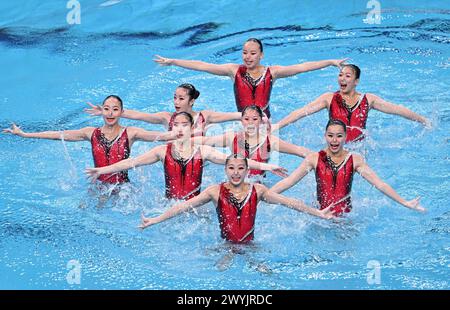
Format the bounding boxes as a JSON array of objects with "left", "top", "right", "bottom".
[
  {"left": 168, "top": 112, "right": 206, "bottom": 137},
  {"left": 216, "top": 183, "right": 258, "bottom": 244},
  {"left": 315, "top": 150, "right": 354, "bottom": 215},
  {"left": 234, "top": 65, "right": 273, "bottom": 118},
  {"left": 232, "top": 133, "right": 271, "bottom": 177},
  {"left": 329, "top": 91, "right": 369, "bottom": 143},
  {"left": 164, "top": 143, "right": 203, "bottom": 200},
  {"left": 91, "top": 127, "right": 130, "bottom": 184}
]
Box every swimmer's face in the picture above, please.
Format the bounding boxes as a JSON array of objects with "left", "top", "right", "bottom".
[
  {"left": 102, "top": 97, "right": 123, "bottom": 126},
  {"left": 338, "top": 66, "right": 359, "bottom": 94},
  {"left": 173, "top": 88, "right": 194, "bottom": 113},
  {"left": 325, "top": 124, "right": 346, "bottom": 153},
  {"left": 172, "top": 114, "right": 193, "bottom": 139},
  {"left": 242, "top": 41, "right": 263, "bottom": 69},
  {"left": 241, "top": 109, "right": 262, "bottom": 136},
  {"left": 225, "top": 158, "right": 248, "bottom": 186}
]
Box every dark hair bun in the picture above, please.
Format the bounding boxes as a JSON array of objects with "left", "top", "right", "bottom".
[{"left": 178, "top": 83, "right": 200, "bottom": 100}]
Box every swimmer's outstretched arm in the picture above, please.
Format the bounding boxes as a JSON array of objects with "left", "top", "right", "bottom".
[
  {"left": 85, "top": 145, "right": 164, "bottom": 182},
  {"left": 191, "top": 131, "right": 232, "bottom": 148},
  {"left": 139, "top": 185, "right": 218, "bottom": 230},
  {"left": 121, "top": 110, "right": 170, "bottom": 125},
  {"left": 353, "top": 154, "right": 426, "bottom": 212},
  {"left": 128, "top": 127, "right": 178, "bottom": 143},
  {"left": 201, "top": 145, "right": 289, "bottom": 178},
  {"left": 270, "top": 135, "right": 312, "bottom": 158},
  {"left": 273, "top": 93, "right": 331, "bottom": 131},
  {"left": 270, "top": 58, "right": 347, "bottom": 79},
  {"left": 2, "top": 123, "right": 92, "bottom": 141},
  {"left": 202, "top": 110, "right": 242, "bottom": 124},
  {"left": 84, "top": 102, "right": 170, "bottom": 125},
  {"left": 367, "top": 94, "right": 430, "bottom": 127},
  {"left": 270, "top": 153, "right": 317, "bottom": 193},
  {"left": 256, "top": 184, "right": 335, "bottom": 220},
  {"left": 154, "top": 55, "right": 239, "bottom": 78}
]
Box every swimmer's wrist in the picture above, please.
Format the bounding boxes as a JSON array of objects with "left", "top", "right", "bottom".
[
  {"left": 152, "top": 216, "right": 164, "bottom": 225},
  {"left": 399, "top": 199, "right": 408, "bottom": 208},
  {"left": 420, "top": 117, "right": 430, "bottom": 126}
]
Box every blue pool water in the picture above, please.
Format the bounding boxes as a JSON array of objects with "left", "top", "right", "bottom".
[{"left": 0, "top": 0, "right": 449, "bottom": 289}]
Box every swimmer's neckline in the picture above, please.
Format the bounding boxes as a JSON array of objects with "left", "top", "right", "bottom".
[
  {"left": 325, "top": 152, "right": 351, "bottom": 173},
  {"left": 242, "top": 66, "right": 268, "bottom": 87},
  {"left": 341, "top": 93, "right": 364, "bottom": 112}
]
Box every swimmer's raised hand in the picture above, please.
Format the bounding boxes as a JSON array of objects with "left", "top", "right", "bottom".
[
  {"left": 153, "top": 55, "right": 173, "bottom": 66},
  {"left": 404, "top": 197, "right": 426, "bottom": 212},
  {"left": 85, "top": 167, "right": 100, "bottom": 183},
  {"left": 84, "top": 102, "right": 102, "bottom": 116},
  {"left": 2, "top": 123, "right": 24, "bottom": 136},
  {"left": 332, "top": 58, "right": 349, "bottom": 69}
]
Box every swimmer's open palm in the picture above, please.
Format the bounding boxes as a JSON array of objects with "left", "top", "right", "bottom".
[
  {"left": 269, "top": 165, "right": 289, "bottom": 178},
  {"left": 332, "top": 58, "right": 349, "bottom": 68},
  {"left": 84, "top": 102, "right": 102, "bottom": 116},
  {"left": 153, "top": 55, "right": 173, "bottom": 66},
  {"left": 85, "top": 168, "right": 100, "bottom": 183},
  {"left": 405, "top": 197, "right": 426, "bottom": 212},
  {"left": 2, "top": 123, "right": 23, "bottom": 136}
]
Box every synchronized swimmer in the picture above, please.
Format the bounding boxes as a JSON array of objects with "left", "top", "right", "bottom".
[
  {"left": 3, "top": 95, "right": 176, "bottom": 185},
  {"left": 273, "top": 64, "right": 430, "bottom": 143},
  {"left": 139, "top": 154, "right": 335, "bottom": 243},
  {"left": 85, "top": 112, "right": 288, "bottom": 201},
  {"left": 193, "top": 105, "right": 311, "bottom": 182},
  {"left": 270, "top": 119, "right": 425, "bottom": 215},
  {"left": 154, "top": 38, "right": 347, "bottom": 118},
  {"left": 85, "top": 83, "right": 242, "bottom": 137},
  {"left": 3, "top": 37, "right": 429, "bottom": 247}
]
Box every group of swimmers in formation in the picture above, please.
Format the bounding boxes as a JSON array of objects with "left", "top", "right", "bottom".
[{"left": 4, "top": 38, "right": 429, "bottom": 245}]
